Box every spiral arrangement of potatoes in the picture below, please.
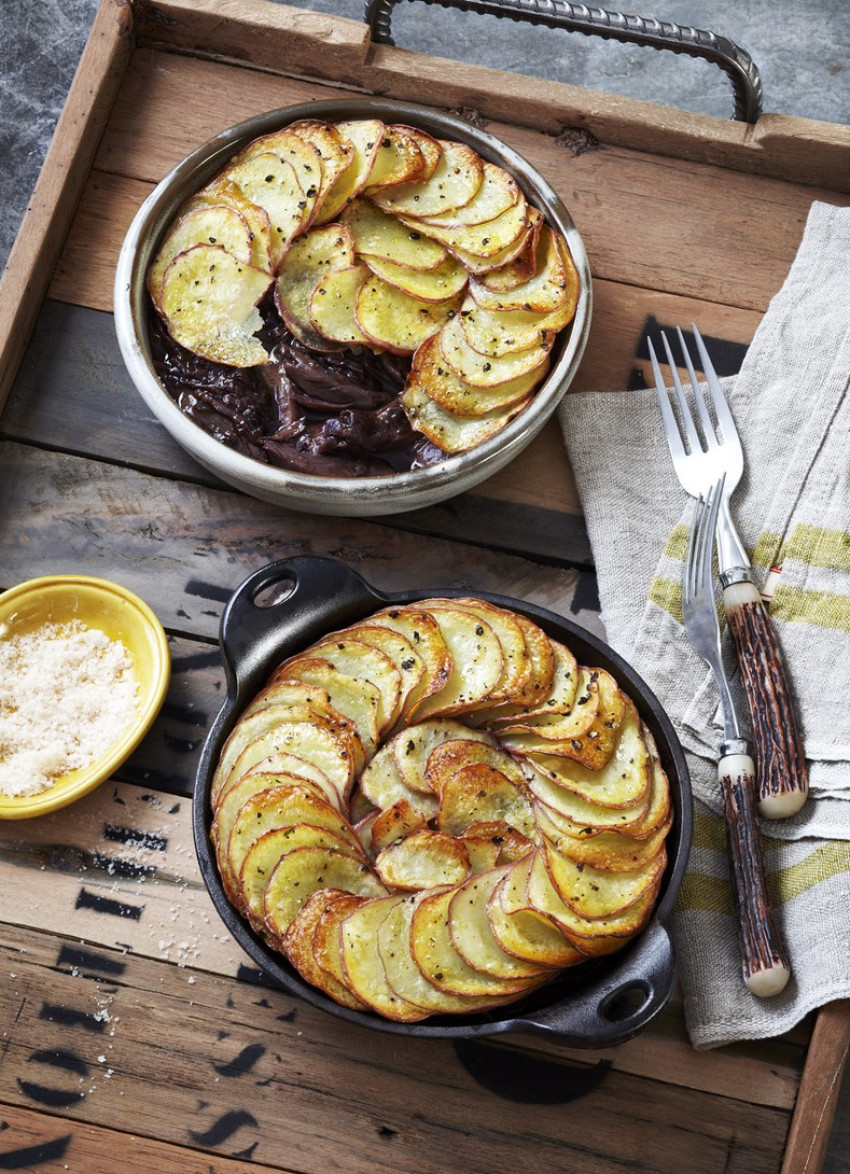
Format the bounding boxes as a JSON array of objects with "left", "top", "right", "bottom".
[
  {"left": 147, "top": 118, "right": 581, "bottom": 456},
  {"left": 210, "top": 598, "right": 671, "bottom": 1022}
]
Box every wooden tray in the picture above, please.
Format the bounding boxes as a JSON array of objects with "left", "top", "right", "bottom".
[{"left": 1, "top": 2, "right": 850, "bottom": 1171}]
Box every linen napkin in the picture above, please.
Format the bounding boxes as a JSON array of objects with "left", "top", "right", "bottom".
[{"left": 558, "top": 201, "right": 850, "bottom": 1048}]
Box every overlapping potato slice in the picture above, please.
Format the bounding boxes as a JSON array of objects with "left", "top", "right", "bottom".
[
  {"left": 424, "top": 736, "right": 531, "bottom": 797},
  {"left": 359, "top": 741, "right": 440, "bottom": 819},
  {"left": 542, "top": 838, "right": 666, "bottom": 921},
  {"left": 224, "top": 152, "right": 314, "bottom": 263},
  {"left": 341, "top": 199, "right": 447, "bottom": 270},
  {"left": 437, "top": 762, "right": 536, "bottom": 841},
  {"left": 519, "top": 669, "right": 626, "bottom": 770},
  {"left": 489, "top": 854, "right": 587, "bottom": 967},
  {"left": 279, "top": 889, "right": 368, "bottom": 1010},
  {"left": 535, "top": 800, "right": 673, "bottom": 873},
  {"left": 148, "top": 205, "right": 256, "bottom": 311},
  {"left": 400, "top": 381, "right": 534, "bottom": 454},
  {"left": 311, "top": 891, "right": 371, "bottom": 997},
  {"left": 275, "top": 222, "right": 356, "bottom": 345},
  {"left": 184, "top": 178, "right": 275, "bottom": 272},
  {"left": 371, "top": 139, "right": 484, "bottom": 218},
  {"left": 393, "top": 125, "right": 443, "bottom": 181},
  {"left": 229, "top": 127, "right": 324, "bottom": 206},
  {"left": 392, "top": 719, "right": 496, "bottom": 794},
  {"left": 448, "top": 866, "right": 551, "bottom": 980},
  {"left": 309, "top": 263, "right": 372, "bottom": 345},
  {"left": 159, "top": 244, "right": 271, "bottom": 367},
  {"left": 369, "top": 606, "right": 453, "bottom": 720},
  {"left": 241, "top": 822, "right": 366, "bottom": 927},
  {"left": 335, "top": 622, "right": 425, "bottom": 718},
  {"left": 362, "top": 253, "right": 468, "bottom": 303},
  {"left": 438, "top": 311, "right": 552, "bottom": 388},
  {"left": 447, "top": 209, "right": 539, "bottom": 275},
  {"left": 470, "top": 226, "right": 571, "bottom": 313},
  {"left": 313, "top": 118, "right": 384, "bottom": 224},
  {"left": 263, "top": 844, "right": 386, "bottom": 938},
  {"left": 212, "top": 769, "right": 337, "bottom": 863},
  {"left": 285, "top": 120, "right": 354, "bottom": 214},
  {"left": 409, "top": 602, "right": 505, "bottom": 718},
  {"left": 482, "top": 637, "right": 577, "bottom": 727},
  {"left": 375, "top": 829, "right": 471, "bottom": 889},
  {"left": 499, "top": 665, "right": 601, "bottom": 750},
  {"left": 406, "top": 334, "right": 545, "bottom": 421},
  {"left": 268, "top": 663, "right": 381, "bottom": 759},
  {"left": 361, "top": 124, "right": 428, "bottom": 194},
  {"left": 356, "top": 276, "right": 461, "bottom": 355},
  {"left": 340, "top": 894, "right": 430, "bottom": 1021},
  {"left": 369, "top": 797, "right": 429, "bottom": 854},
  {"left": 410, "top": 885, "right": 539, "bottom": 998},
  {"left": 457, "top": 286, "right": 577, "bottom": 359},
  {"left": 406, "top": 192, "right": 528, "bottom": 261},
  {"left": 416, "top": 162, "right": 520, "bottom": 230},
  {"left": 275, "top": 638, "right": 402, "bottom": 736}
]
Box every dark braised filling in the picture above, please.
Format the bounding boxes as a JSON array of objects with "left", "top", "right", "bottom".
[{"left": 150, "top": 296, "right": 445, "bottom": 478}]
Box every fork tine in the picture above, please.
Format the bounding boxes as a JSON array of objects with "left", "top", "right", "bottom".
[
  {"left": 690, "top": 323, "right": 739, "bottom": 445},
  {"left": 660, "top": 331, "right": 703, "bottom": 454},
  {"left": 647, "top": 338, "right": 687, "bottom": 460},
  {"left": 676, "top": 326, "right": 717, "bottom": 450}
]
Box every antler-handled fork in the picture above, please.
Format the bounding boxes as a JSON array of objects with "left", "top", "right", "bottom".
[
  {"left": 683, "top": 480, "right": 790, "bottom": 996},
  {"left": 649, "top": 325, "right": 808, "bottom": 819}
]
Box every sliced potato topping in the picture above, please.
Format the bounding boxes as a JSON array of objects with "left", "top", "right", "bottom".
[
  {"left": 371, "top": 138, "right": 484, "bottom": 218},
  {"left": 355, "top": 275, "right": 462, "bottom": 355}
]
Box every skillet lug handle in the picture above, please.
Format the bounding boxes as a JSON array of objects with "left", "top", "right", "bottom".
[
  {"left": 513, "top": 921, "right": 676, "bottom": 1046},
  {"left": 364, "top": 0, "right": 762, "bottom": 122},
  {"left": 218, "top": 556, "right": 384, "bottom": 702}
]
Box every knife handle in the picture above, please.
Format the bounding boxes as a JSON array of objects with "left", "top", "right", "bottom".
[
  {"left": 719, "top": 748, "right": 791, "bottom": 997},
  {"left": 722, "top": 577, "right": 809, "bottom": 819}
]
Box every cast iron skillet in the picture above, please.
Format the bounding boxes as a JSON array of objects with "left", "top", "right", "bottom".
[{"left": 193, "top": 556, "right": 692, "bottom": 1045}]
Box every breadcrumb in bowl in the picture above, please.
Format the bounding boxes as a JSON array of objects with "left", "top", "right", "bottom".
[{"left": 0, "top": 576, "right": 170, "bottom": 819}]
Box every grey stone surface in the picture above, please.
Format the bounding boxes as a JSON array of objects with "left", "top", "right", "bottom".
[{"left": 0, "top": 1, "right": 849, "bottom": 1165}]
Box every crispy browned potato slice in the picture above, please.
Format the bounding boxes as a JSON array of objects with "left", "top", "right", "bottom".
[
  {"left": 392, "top": 719, "right": 496, "bottom": 794},
  {"left": 378, "top": 893, "right": 524, "bottom": 1015},
  {"left": 490, "top": 854, "right": 586, "bottom": 967},
  {"left": 275, "top": 222, "right": 356, "bottom": 345},
  {"left": 356, "top": 275, "right": 462, "bottom": 355},
  {"left": 340, "top": 894, "right": 431, "bottom": 1021},
  {"left": 407, "top": 334, "right": 545, "bottom": 418},
  {"left": 237, "top": 678, "right": 338, "bottom": 721},
  {"left": 470, "top": 206, "right": 544, "bottom": 287},
  {"left": 542, "top": 838, "right": 666, "bottom": 921},
  {"left": 240, "top": 822, "right": 366, "bottom": 927},
  {"left": 519, "top": 669, "right": 626, "bottom": 770},
  {"left": 361, "top": 124, "right": 427, "bottom": 194},
  {"left": 148, "top": 205, "right": 256, "bottom": 311},
  {"left": 425, "top": 736, "right": 532, "bottom": 797},
  {"left": 375, "top": 829, "right": 471, "bottom": 889},
  {"left": 159, "top": 244, "right": 271, "bottom": 367},
  {"left": 438, "top": 311, "right": 552, "bottom": 387},
  {"left": 448, "top": 867, "right": 550, "bottom": 979},
  {"left": 462, "top": 820, "right": 534, "bottom": 864},
  {"left": 410, "top": 886, "right": 540, "bottom": 997},
  {"left": 312, "top": 890, "right": 369, "bottom": 996},
  {"left": 341, "top": 199, "right": 447, "bottom": 270},
  {"left": 403, "top": 378, "right": 533, "bottom": 453},
  {"left": 313, "top": 118, "right": 385, "bottom": 223},
  {"left": 409, "top": 603, "right": 505, "bottom": 719},
  {"left": 458, "top": 285, "right": 577, "bottom": 359},
  {"left": 276, "top": 638, "right": 402, "bottom": 736},
  {"left": 526, "top": 847, "right": 662, "bottom": 954},
  {"left": 499, "top": 665, "right": 601, "bottom": 750},
  {"left": 535, "top": 800, "right": 673, "bottom": 873},
  {"left": 484, "top": 637, "right": 577, "bottom": 727},
  {"left": 392, "top": 125, "right": 442, "bottom": 180},
  {"left": 362, "top": 253, "right": 468, "bottom": 303},
  {"left": 212, "top": 770, "right": 337, "bottom": 861},
  {"left": 369, "top": 797, "right": 429, "bottom": 854},
  {"left": 437, "top": 762, "right": 536, "bottom": 840},
  {"left": 279, "top": 888, "right": 368, "bottom": 1010},
  {"left": 359, "top": 741, "right": 440, "bottom": 820},
  {"left": 263, "top": 845, "right": 386, "bottom": 938},
  {"left": 185, "top": 178, "right": 275, "bottom": 272},
  {"left": 309, "top": 263, "right": 373, "bottom": 345},
  {"left": 460, "top": 834, "right": 502, "bottom": 874},
  {"left": 372, "top": 139, "right": 484, "bottom": 218}
]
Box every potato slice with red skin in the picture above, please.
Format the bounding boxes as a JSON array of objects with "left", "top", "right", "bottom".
[
  {"left": 518, "top": 669, "right": 627, "bottom": 770},
  {"left": 311, "top": 890, "right": 370, "bottom": 995},
  {"left": 458, "top": 284, "right": 578, "bottom": 359},
  {"left": 448, "top": 209, "right": 539, "bottom": 275},
  {"left": 470, "top": 226, "right": 570, "bottom": 314},
  {"left": 407, "top": 334, "right": 545, "bottom": 419},
  {"left": 448, "top": 866, "right": 550, "bottom": 980},
  {"left": 438, "top": 311, "right": 552, "bottom": 388},
  {"left": 341, "top": 199, "right": 447, "bottom": 271},
  {"left": 372, "top": 139, "right": 484, "bottom": 218},
  {"left": 402, "top": 378, "right": 534, "bottom": 453},
  {"left": 228, "top": 127, "right": 324, "bottom": 211},
  {"left": 483, "top": 637, "right": 577, "bottom": 728},
  {"left": 262, "top": 844, "right": 386, "bottom": 938},
  {"left": 240, "top": 822, "right": 367, "bottom": 928},
  {"left": 276, "top": 639, "right": 402, "bottom": 736},
  {"left": 416, "top": 162, "right": 520, "bottom": 229},
  {"left": 392, "top": 125, "right": 443, "bottom": 181},
  {"left": 462, "top": 819, "right": 534, "bottom": 864},
  {"left": 470, "top": 206, "right": 544, "bottom": 287},
  {"left": 279, "top": 888, "right": 368, "bottom": 1010},
  {"left": 535, "top": 800, "right": 673, "bottom": 874},
  {"left": 160, "top": 244, "right": 271, "bottom": 367},
  {"left": 355, "top": 276, "right": 462, "bottom": 355},
  {"left": 425, "top": 736, "right": 532, "bottom": 798},
  {"left": 409, "top": 603, "right": 505, "bottom": 719},
  {"left": 490, "top": 854, "right": 586, "bottom": 967},
  {"left": 499, "top": 665, "right": 601, "bottom": 748},
  {"left": 410, "top": 196, "right": 528, "bottom": 260},
  {"left": 340, "top": 894, "right": 431, "bottom": 1021},
  {"left": 375, "top": 829, "right": 471, "bottom": 889},
  {"left": 542, "top": 837, "right": 666, "bottom": 921},
  {"left": 148, "top": 205, "right": 255, "bottom": 311},
  {"left": 393, "top": 719, "right": 497, "bottom": 794},
  {"left": 309, "top": 263, "right": 372, "bottom": 345},
  {"left": 447, "top": 597, "right": 532, "bottom": 704},
  {"left": 362, "top": 253, "right": 468, "bottom": 303},
  {"left": 361, "top": 124, "right": 427, "bottom": 194},
  {"left": 313, "top": 118, "right": 384, "bottom": 224},
  {"left": 275, "top": 222, "right": 356, "bottom": 345}
]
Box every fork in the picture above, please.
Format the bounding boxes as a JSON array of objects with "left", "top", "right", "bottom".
[
  {"left": 683, "top": 480, "right": 790, "bottom": 997},
  {"left": 649, "top": 325, "right": 808, "bottom": 819}
]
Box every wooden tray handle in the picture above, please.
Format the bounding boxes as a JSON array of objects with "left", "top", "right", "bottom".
[{"left": 364, "top": 0, "right": 763, "bottom": 122}]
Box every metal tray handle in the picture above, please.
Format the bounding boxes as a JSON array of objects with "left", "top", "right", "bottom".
[{"left": 364, "top": 0, "right": 763, "bottom": 123}]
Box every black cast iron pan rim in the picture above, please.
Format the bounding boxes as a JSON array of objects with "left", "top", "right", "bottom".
[{"left": 193, "top": 556, "right": 692, "bottom": 1045}]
